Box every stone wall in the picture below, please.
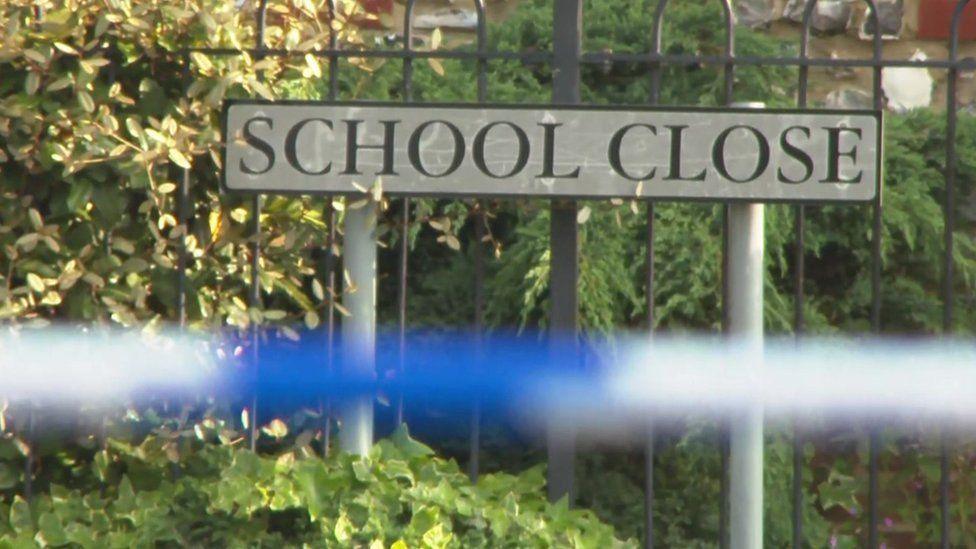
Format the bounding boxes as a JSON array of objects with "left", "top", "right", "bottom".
[{"left": 741, "top": 0, "right": 976, "bottom": 111}]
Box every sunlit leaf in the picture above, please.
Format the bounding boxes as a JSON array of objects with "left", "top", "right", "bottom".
[
  {"left": 168, "top": 149, "right": 191, "bottom": 169},
  {"left": 426, "top": 58, "right": 445, "bottom": 77}
]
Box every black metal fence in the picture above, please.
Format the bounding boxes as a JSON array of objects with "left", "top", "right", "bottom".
[{"left": 172, "top": 0, "right": 975, "bottom": 547}]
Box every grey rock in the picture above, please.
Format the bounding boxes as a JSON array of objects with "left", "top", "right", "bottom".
[
  {"left": 736, "top": 0, "right": 774, "bottom": 28},
  {"left": 783, "top": 0, "right": 853, "bottom": 34},
  {"left": 859, "top": 0, "right": 903, "bottom": 39},
  {"left": 824, "top": 88, "right": 873, "bottom": 109},
  {"left": 827, "top": 51, "right": 857, "bottom": 79},
  {"left": 414, "top": 8, "right": 478, "bottom": 30}
]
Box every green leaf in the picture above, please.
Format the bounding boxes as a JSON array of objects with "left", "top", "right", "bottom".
[
  {"left": 26, "top": 273, "right": 45, "bottom": 293},
  {"left": 0, "top": 462, "right": 18, "bottom": 490},
  {"left": 388, "top": 425, "right": 434, "bottom": 459},
  {"left": 380, "top": 459, "right": 414, "bottom": 485},
  {"left": 114, "top": 476, "right": 136, "bottom": 514},
  {"left": 25, "top": 72, "right": 40, "bottom": 95},
  {"left": 351, "top": 460, "right": 373, "bottom": 483},
  {"left": 76, "top": 90, "right": 95, "bottom": 113},
  {"left": 260, "top": 418, "right": 288, "bottom": 440},
  {"left": 66, "top": 180, "right": 93, "bottom": 212},
  {"left": 91, "top": 181, "right": 126, "bottom": 227},
  {"left": 334, "top": 513, "right": 353, "bottom": 544},
  {"left": 121, "top": 258, "right": 149, "bottom": 273},
  {"left": 35, "top": 512, "right": 68, "bottom": 546},
  {"left": 9, "top": 496, "right": 31, "bottom": 533}
]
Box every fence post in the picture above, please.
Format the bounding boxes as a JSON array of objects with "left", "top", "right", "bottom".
[
  {"left": 728, "top": 101, "right": 765, "bottom": 549},
  {"left": 547, "top": 0, "right": 582, "bottom": 504},
  {"left": 339, "top": 202, "right": 376, "bottom": 456}
]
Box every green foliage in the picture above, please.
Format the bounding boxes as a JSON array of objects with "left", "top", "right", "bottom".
[
  {"left": 0, "top": 423, "right": 632, "bottom": 547},
  {"left": 0, "top": 0, "right": 383, "bottom": 333},
  {"left": 573, "top": 427, "right": 854, "bottom": 548},
  {"left": 3, "top": 0, "right": 976, "bottom": 547},
  {"left": 4, "top": 0, "right": 973, "bottom": 334},
  {"left": 461, "top": 0, "right": 976, "bottom": 335}
]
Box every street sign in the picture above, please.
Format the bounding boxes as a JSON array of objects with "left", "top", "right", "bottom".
[{"left": 222, "top": 101, "right": 881, "bottom": 202}]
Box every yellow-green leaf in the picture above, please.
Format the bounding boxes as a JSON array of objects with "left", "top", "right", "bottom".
[
  {"left": 54, "top": 42, "right": 78, "bottom": 55},
  {"left": 427, "top": 58, "right": 445, "bottom": 77},
  {"left": 304, "top": 310, "right": 320, "bottom": 329},
  {"left": 26, "top": 273, "right": 45, "bottom": 293},
  {"left": 168, "top": 149, "right": 191, "bottom": 169},
  {"left": 77, "top": 90, "right": 95, "bottom": 112},
  {"left": 577, "top": 205, "right": 591, "bottom": 224},
  {"left": 261, "top": 418, "right": 288, "bottom": 440},
  {"left": 25, "top": 72, "right": 40, "bottom": 95}
]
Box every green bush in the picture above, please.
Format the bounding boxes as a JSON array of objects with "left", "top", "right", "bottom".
[{"left": 0, "top": 424, "right": 632, "bottom": 548}]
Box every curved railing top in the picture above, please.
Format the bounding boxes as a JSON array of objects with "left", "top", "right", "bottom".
[
  {"left": 651, "top": 0, "right": 735, "bottom": 56},
  {"left": 950, "top": 0, "right": 972, "bottom": 61}
]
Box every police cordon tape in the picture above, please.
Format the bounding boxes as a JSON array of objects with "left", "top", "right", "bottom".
[{"left": 1, "top": 328, "right": 975, "bottom": 428}]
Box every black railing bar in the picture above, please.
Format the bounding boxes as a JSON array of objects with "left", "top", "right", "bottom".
[
  {"left": 790, "top": 2, "right": 816, "bottom": 546},
  {"left": 393, "top": 0, "right": 421, "bottom": 428},
  {"left": 182, "top": 45, "right": 976, "bottom": 70},
  {"left": 469, "top": 0, "right": 488, "bottom": 484},
  {"left": 579, "top": 52, "right": 976, "bottom": 70},
  {"left": 642, "top": 19, "right": 666, "bottom": 549},
  {"left": 940, "top": 433, "right": 951, "bottom": 548},
  {"left": 940, "top": 3, "right": 969, "bottom": 546},
  {"left": 181, "top": 46, "right": 552, "bottom": 63},
  {"left": 944, "top": 0, "right": 967, "bottom": 336},
  {"left": 181, "top": 46, "right": 976, "bottom": 70},
  {"left": 865, "top": 0, "right": 883, "bottom": 544},
  {"left": 248, "top": 0, "right": 269, "bottom": 454},
  {"left": 177, "top": 51, "right": 191, "bottom": 330},
  {"left": 641, "top": 1, "right": 666, "bottom": 545},
  {"left": 320, "top": 0, "right": 339, "bottom": 459},
  {"left": 470, "top": 203, "right": 486, "bottom": 483},
  {"left": 718, "top": 1, "right": 734, "bottom": 547}
]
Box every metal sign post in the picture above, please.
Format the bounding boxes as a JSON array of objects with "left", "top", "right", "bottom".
[
  {"left": 338, "top": 202, "right": 376, "bottom": 456},
  {"left": 727, "top": 102, "right": 766, "bottom": 549}
]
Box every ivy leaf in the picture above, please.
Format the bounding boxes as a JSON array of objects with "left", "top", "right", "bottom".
[
  {"left": 35, "top": 512, "right": 68, "bottom": 547},
  {"left": 9, "top": 496, "right": 31, "bottom": 533},
  {"left": 389, "top": 425, "right": 434, "bottom": 459},
  {"left": 334, "top": 514, "right": 353, "bottom": 544},
  {"left": 0, "top": 463, "right": 17, "bottom": 490}
]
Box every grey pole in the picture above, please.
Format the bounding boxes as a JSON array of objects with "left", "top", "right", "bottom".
[
  {"left": 339, "top": 201, "right": 376, "bottom": 456},
  {"left": 728, "top": 102, "right": 766, "bottom": 549}
]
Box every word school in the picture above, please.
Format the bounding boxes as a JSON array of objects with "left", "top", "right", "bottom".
[{"left": 223, "top": 102, "right": 880, "bottom": 202}]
